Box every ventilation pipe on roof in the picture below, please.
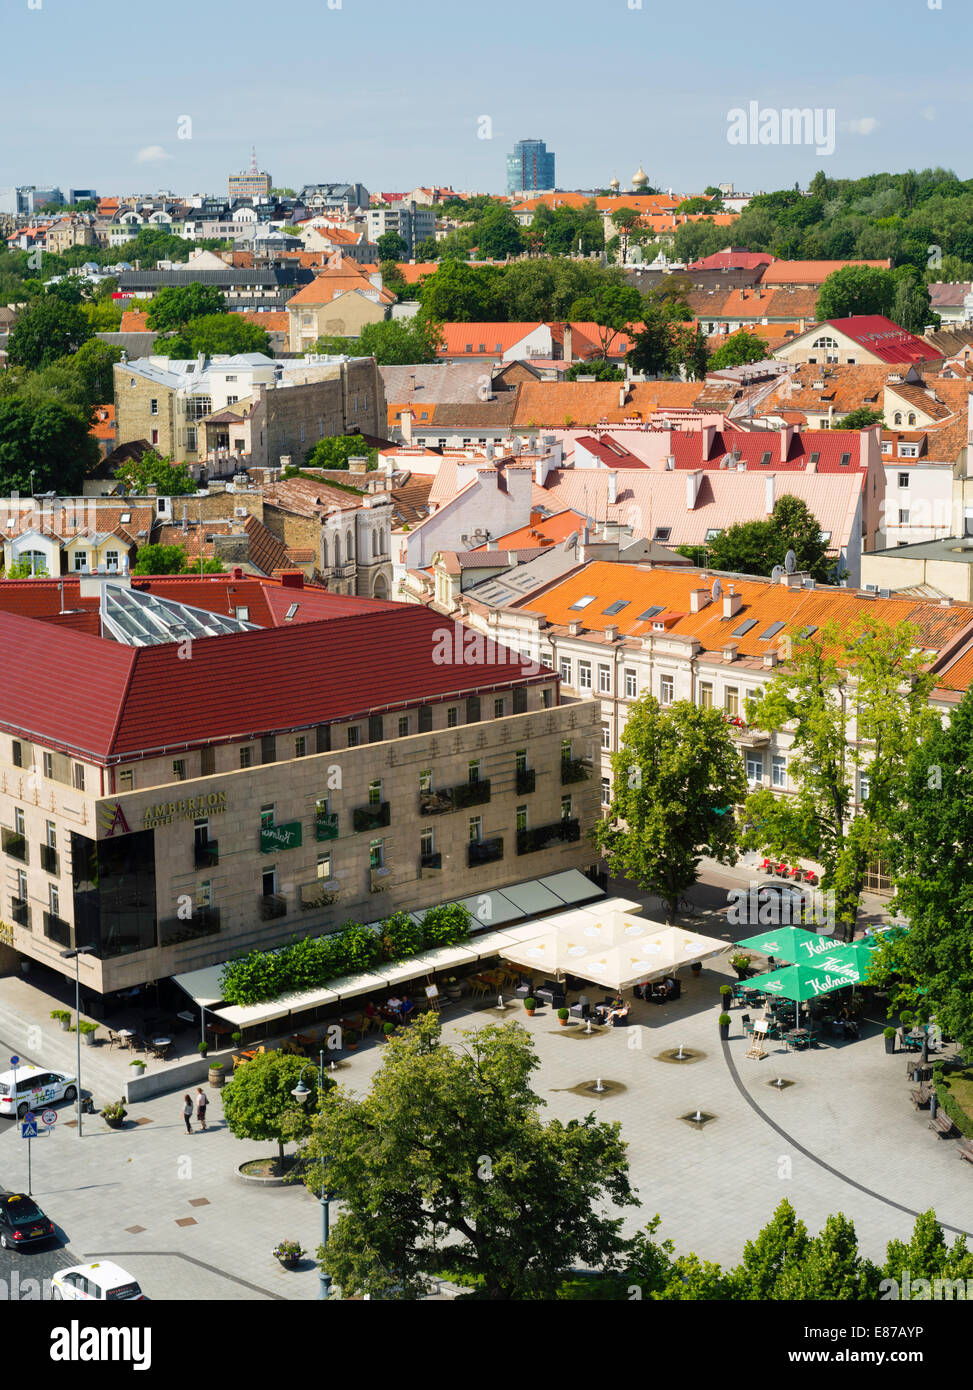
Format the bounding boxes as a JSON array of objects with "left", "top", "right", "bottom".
[
  {"left": 690, "top": 588, "right": 711, "bottom": 613},
  {"left": 607, "top": 471, "right": 619, "bottom": 505},
  {"left": 764, "top": 473, "right": 775, "bottom": 515},
  {"left": 722, "top": 585, "right": 743, "bottom": 618},
  {"left": 780, "top": 423, "right": 794, "bottom": 461}
]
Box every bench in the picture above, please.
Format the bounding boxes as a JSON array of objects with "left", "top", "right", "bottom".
[
  {"left": 956, "top": 1138, "right": 973, "bottom": 1165},
  {"left": 910, "top": 1083, "right": 933, "bottom": 1109},
  {"left": 929, "top": 1112, "right": 955, "bottom": 1139}
]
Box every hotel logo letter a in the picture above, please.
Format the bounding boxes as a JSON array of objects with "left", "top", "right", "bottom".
[{"left": 101, "top": 802, "right": 132, "bottom": 837}]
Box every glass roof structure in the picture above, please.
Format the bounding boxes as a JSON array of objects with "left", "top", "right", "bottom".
[{"left": 100, "top": 583, "right": 261, "bottom": 647}]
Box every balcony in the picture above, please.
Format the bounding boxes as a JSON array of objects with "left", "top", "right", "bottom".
[
  {"left": 515, "top": 768, "right": 536, "bottom": 795},
  {"left": 560, "top": 758, "right": 590, "bottom": 785},
  {"left": 159, "top": 908, "right": 221, "bottom": 946},
  {"left": 454, "top": 779, "right": 491, "bottom": 810},
  {"left": 370, "top": 865, "right": 391, "bottom": 894},
  {"left": 419, "top": 851, "right": 442, "bottom": 873},
  {"left": 353, "top": 802, "right": 390, "bottom": 833},
  {"left": 11, "top": 898, "right": 29, "bottom": 928},
  {"left": 43, "top": 911, "right": 71, "bottom": 947},
  {"left": 40, "top": 844, "right": 59, "bottom": 876},
  {"left": 419, "top": 788, "right": 454, "bottom": 816},
  {"left": 726, "top": 717, "right": 770, "bottom": 749},
  {"left": 194, "top": 839, "right": 219, "bottom": 869},
  {"left": 300, "top": 880, "right": 340, "bottom": 911},
  {"left": 315, "top": 812, "right": 339, "bottom": 841},
  {"left": 467, "top": 836, "right": 503, "bottom": 868},
  {"left": 259, "top": 893, "right": 288, "bottom": 921},
  {"left": 1, "top": 828, "right": 28, "bottom": 863},
  {"left": 516, "top": 818, "right": 581, "bottom": 855}
]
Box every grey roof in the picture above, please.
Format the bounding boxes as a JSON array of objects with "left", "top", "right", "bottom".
[
  {"left": 97, "top": 332, "right": 159, "bottom": 356},
  {"left": 100, "top": 583, "right": 261, "bottom": 647},
  {"left": 465, "top": 534, "right": 582, "bottom": 607},
  {"left": 380, "top": 362, "right": 498, "bottom": 405},
  {"left": 868, "top": 536, "right": 973, "bottom": 566},
  {"left": 928, "top": 282, "right": 972, "bottom": 308},
  {"left": 117, "top": 267, "right": 310, "bottom": 289}
]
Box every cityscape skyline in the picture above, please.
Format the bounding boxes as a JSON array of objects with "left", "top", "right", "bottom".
[{"left": 2, "top": 0, "right": 969, "bottom": 196}]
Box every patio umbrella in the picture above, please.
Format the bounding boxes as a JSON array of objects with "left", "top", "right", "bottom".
[
  {"left": 559, "top": 927, "right": 728, "bottom": 993},
  {"left": 746, "top": 956, "right": 862, "bottom": 1030},
  {"left": 821, "top": 925, "right": 911, "bottom": 984},
  {"left": 734, "top": 926, "right": 841, "bottom": 965}
]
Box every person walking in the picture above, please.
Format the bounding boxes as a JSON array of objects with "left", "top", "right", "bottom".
[
  {"left": 182, "top": 1094, "right": 193, "bottom": 1135},
  {"left": 195, "top": 1086, "right": 208, "bottom": 1133}
]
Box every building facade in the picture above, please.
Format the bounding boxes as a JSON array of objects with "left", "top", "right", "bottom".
[{"left": 506, "top": 140, "right": 556, "bottom": 195}]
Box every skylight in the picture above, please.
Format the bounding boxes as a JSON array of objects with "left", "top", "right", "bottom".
[
  {"left": 799, "top": 625, "right": 818, "bottom": 639},
  {"left": 285, "top": 603, "right": 300, "bottom": 619},
  {"left": 759, "top": 451, "right": 772, "bottom": 465},
  {"left": 569, "top": 595, "right": 596, "bottom": 610},
  {"left": 602, "top": 600, "right": 630, "bottom": 616},
  {"left": 839, "top": 452, "right": 851, "bottom": 466},
  {"left": 653, "top": 527, "right": 672, "bottom": 542},
  {"left": 759, "top": 621, "right": 786, "bottom": 641},
  {"left": 636, "top": 605, "right": 664, "bottom": 621},
  {"left": 704, "top": 528, "right": 723, "bottom": 542},
  {"left": 809, "top": 452, "right": 820, "bottom": 464},
  {"left": 732, "top": 618, "right": 757, "bottom": 637}
]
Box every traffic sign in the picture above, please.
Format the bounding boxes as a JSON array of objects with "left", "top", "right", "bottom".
[
  {"left": 10, "top": 1056, "right": 19, "bottom": 1067},
  {"left": 21, "top": 1121, "right": 38, "bottom": 1139},
  {"left": 23, "top": 1111, "right": 36, "bottom": 1124},
  {"left": 42, "top": 1109, "right": 57, "bottom": 1127}
]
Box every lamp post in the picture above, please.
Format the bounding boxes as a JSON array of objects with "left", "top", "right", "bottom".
[
  {"left": 291, "top": 1062, "right": 332, "bottom": 1301},
  {"left": 59, "top": 946, "right": 95, "bottom": 1137}
]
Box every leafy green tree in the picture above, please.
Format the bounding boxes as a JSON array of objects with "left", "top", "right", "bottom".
[
  {"left": 356, "top": 314, "right": 443, "bottom": 365},
  {"left": 891, "top": 266, "right": 937, "bottom": 334},
  {"left": 881, "top": 1210, "right": 973, "bottom": 1293},
  {"left": 816, "top": 265, "right": 896, "bottom": 321},
  {"left": 44, "top": 278, "right": 86, "bottom": 305},
  {"left": 0, "top": 396, "right": 96, "bottom": 493},
  {"left": 116, "top": 449, "right": 198, "bottom": 496},
  {"left": 222, "top": 1049, "right": 325, "bottom": 1172},
  {"left": 565, "top": 360, "right": 623, "bottom": 381},
  {"left": 472, "top": 204, "right": 524, "bottom": 259},
  {"left": 594, "top": 696, "right": 747, "bottom": 922},
  {"left": 303, "top": 1014, "right": 636, "bottom": 1300},
  {"left": 375, "top": 231, "right": 409, "bottom": 262},
  {"left": 378, "top": 259, "right": 408, "bottom": 297},
  {"left": 773, "top": 1213, "right": 878, "bottom": 1300},
  {"left": 706, "top": 495, "right": 832, "bottom": 582},
  {"left": 567, "top": 283, "right": 643, "bottom": 358},
  {"left": 165, "top": 314, "right": 270, "bottom": 359},
  {"left": 418, "top": 260, "right": 503, "bottom": 321},
  {"left": 5, "top": 558, "right": 48, "bottom": 578},
  {"left": 83, "top": 298, "right": 123, "bottom": 332},
  {"left": 304, "top": 433, "right": 376, "bottom": 470},
  {"left": 6, "top": 296, "right": 93, "bottom": 370},
  {"left": 730, "top": 1200, "right": 810, "bottom": 1298},
  {"left": 611, "top": 207, "right": 640, "bottom": 231},
  {"left": 131, "top": 542, "right": 224, "bottom": 575},
  {"left": 708, "top": 332, "right": 770, "bottom": 369},
  {"left": 145, "top": 283, "right": 226, "bottom": 331},
  {"left": 741, "top": 618, "right": 939, "bottom": 940},
  {"left": 70, "top": 339, "right": 123, "bottom": 405},
  {"left": 837, "top": 406, "right": 885, "bottom": 429},
  {"left": 672, "top": 323, "right": 710, "bottom": 381}
]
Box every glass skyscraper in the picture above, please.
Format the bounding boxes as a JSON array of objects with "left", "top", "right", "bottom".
[{"left": 506, "top": 139, "right": 555, "bottom": 195}]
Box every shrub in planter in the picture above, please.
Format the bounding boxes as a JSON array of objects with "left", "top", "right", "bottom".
[
  {"left": 729, "top": 953, "right": 752, "bottom": 979},
  {"left": 273, "top": 1239, "right": 305, "bottom": 1268},
  {"left": 208, "top": 1063, "right": 225, "bottom": 1087},
  {"left": 101, "top": 1100, "right": 127, "bottom": 1128},
  {"left": 557, "top": 1007, "right": 570, "bottom": 1026},
  {"left": 197, "top": 1041, "right": 209, "bottom": 1058},
  {"left": 50, "top": 1009, "right": 71, "bottom": 1031},
  {"left": 884, "top": 1026, "right": 896, "bottom": 1054},
  {"left": 690, "top": 961, "right": 702, "bottom": 975},
  {"left": 719, "top": 984, "right": 733, "bottom": 1000},
  {"left": 231, "top": 1032, "right": 242, "bottom": 1050},
  {"left": 78, "top": 1020, "right": 98, "bottom": 1046},
  {"left": 345, "top": 1029, "right": 360, "bottom": 1050},
  {"left": 718, "top": 1012, "right": 731, "bottom": 1040},
  {"left": 383, "top": 1022, "right": 396, "bottom": 1037},
  {"left": 129, "top": 1059, "right": 146, "bottom": 1073},
  {"left": 524, "top": 998, "right": 536, "bottom": 1016}
]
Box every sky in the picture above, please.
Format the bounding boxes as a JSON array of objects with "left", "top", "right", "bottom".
[{"left": 1, "top": 0, "right": 969, "bottom": 198}]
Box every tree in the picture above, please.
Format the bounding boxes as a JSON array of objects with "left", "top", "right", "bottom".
[
  {"left": 740, "top": 618, "right": 939, "bottom": 940},
  {"left": 891, "top": 266, "right": 937, "bottom": 335},
  {"left": 5, "top": 558, "right": 48, "bottom": 578},
  {"left": 472, "top": 204, "right": 524, "bottom": 259},
  {"left": 145, "top": 283, "right": 227, "bottom": 332},
  {"left": 116, "top": 449, "right": 198, "bottom": 496},
  {"left": 706, "top": 495, "right": 832, "bottom": 583},
  {"left": 83, "top": 298, "right": 123, "bottom": 332},
  {"left": 130, "top": 543, "right": 224, "bottom": 575},
  {"left": 837, "top": 406, "right": 885, "bottom": 429},
  {"left": 593, "top": 697, "right": 747, "bottom": 922},
  {"left": 868, "top": 687, "right": 973, "bottom": 1053},
  {"left": 70, "top": 339, "right": 123, "bottom": 406},
  {"left": 165, "top": 314, "right": 270, "bottom": 359},
  {"left": 375, "top": 230, "right": 408, "bottom": 262},
  {"left": 6, "top": 296, "right": 92, "bottom": 370},
  {"left": 356, "top": 315, "right": 443, "bottom": 365},
  {"left": 672, "top": 323, "right": 710, "bottom": 381},
  {"left": 565, "top": 360, "right": 623, "bottom": 381},
  {"left": 816, "top": 265, "right": 896, "bottom": 321},
  {"left": 708, "top": 332, "right": 770, "bottom": 369},
  {"left": 378, "top": 259, "right": 408, "bottom": 297},
  {"left": 222, "top": 1049, "right": 325, "bottom": 1172},
  {"left": 418, "top": 260, "right": 502, "bottom": 321},
  {"left": 567, "top": 283, "right": 643, "bottom": 358},
  {"left": 302, "top": 1014, "right": 636, "bottom": 1299},
  {"left": 0, "top": 397, "right": 97, "bottom": 494},
  {"left": 304, "top": 433, "right": 376, "bottom": 470}
]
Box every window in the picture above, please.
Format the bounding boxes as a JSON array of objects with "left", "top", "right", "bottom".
[
  {"left": 771, "top": 755, "right": 787, "bottom": 789},
  {"left": 240, "top": 744, "right": 254, "bottom": 768},
  {"left": 568, "top": 595, "right": 596, "bottom": 611},
  {"left": 14, "top": 808, "right": 25, "bottom": 836},
  {"left": 118, "top": 769, "right": 133, "bottom": 791},
  {"left": 624, "top": 668, "right": 637, "bottom": 698},
  {"left": 898, "top": 473, "right": 910, "bottom": 489},
  {"left": 541, "top": 688, "right": 552, "bottom": 709},
  {"left": 49, "top": 884, "right": 60, "bottom": 917},
  {"left": 746, "top": 755, "right": 763, "bottom": 784},
  {"left": 899, "top": 445, "right": 918, "bottom": 458},
  {"left": 893, "top": 412, "right": 902, "bottom": 426},
  {"left": 447, "top": 707, "right": 459, "bottom": 728},
  {"left": 172, "top": 759, "right": 187, "bottom": 781},
  {"left": 704, "top": 528, "right": 722, "bottom": 543},
  {"left": 368, "top": 779, "right": 382, "bottom": 806},
  {"left": 398, "top": 715, "right": 410, "bottom": 738},
  {"left": 578, "top": 660, "right": 592, "bottom": 690},
  {"left": 515, "top": 805, "right": 528, "bottom": 833},
  {"left": 260, "top": 804, "right": 275, "bottom": 829},
  {"left": 105, "top": 550, "right": 120, "bottom": 571},
  {"left": 653, "top": 526, "right": 671, "bottom": 541},
  {"left": 908, "top": 413, "right": 916, "bottom": 426},
  {"left": 418, "top": 769, "right": 432, "bottom": 793},
  {"left": 858, "top": 771, "right": 870, "bottom": 803},
  {"left": 73, "top": 551, "right": 88, "bottom": 572},
  {"left": 295, "top": 735, "right": 307, "bottom": 758},
  {"left": 660, "top": 675, "right": 674, "bottom": 706},
  {"left": 758, "top": 451, "right": 772, "bottom": 466},
  {"left": 601, "top": 722, "right": 611, "bottom": 750},
  {"left": 725, "top": 687, "right": 739, "bottom": 717},
  {"left": 197, "top": 880, "right": 213, "bottom": 909},
  {"left": 898, "top": 509, "right": 910, "bottom": 526},
  {"left": 150, "top": 398, "right": 158, "bottom": 416},
  {"left": 732, "top": 618, "right": 757, "bottom": 638},
  {"left": 839, "top": 452, "right": 851, "bottom": 467},
  {"left": 12, "top": 740, "right": 23, "bottom": 768},
  {"left": 43, "top": 752, "right": 53, "bottom": 779},
  {"left": 699, "top": 682, "right": 713, "bottom": 709},
  {"left": 603, "top": 600, "right": 629, "bottom": 616},
  {"left": 493, "top": 697, "right": 504, "bottom": 718},
  {"left": 758, "top": 621, "right": 785, "bottom": 642},
  {"left": 73, "top": 763, "right": 85, "bottom": 791},
  {"left": 150, "top": 430, "right": 159, "bottom": 446},
  {"left": 186, "top": 426, "right": 197, "bottom": 452},
  {"left": 419, "top": 827, "right": 434, "bottom": 860},
  {"left": 468, "top": 816, "right": 482, "bottom": 843},
  {"left": 468, "top": 760, "right": 481, "bottom": 785},
  {"left": 598, "top": 664, "right": 611, "bottom": 694},
  {"left": 347, "top": 725, "right": 361, "bottom": 747},
  {"left": 559, "top": 658, "right": 572, "bottom": 684},
  {"left": 235, "top": 606, "right": 250, "bottom": 621},
  {"left": 601, "top": 776, "right": 611, "bottom": 807},
  {"left": 369, "top": 839, "right": 384, "bottom": 869},
  {"left": 316, "top": 852, "right": 332, "bottom": 881},
  {"left": 561, "top": 739, "right": 572, "bottom": 762}
]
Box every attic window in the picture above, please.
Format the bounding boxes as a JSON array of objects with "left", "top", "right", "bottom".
[
  {"left": 819, "top": 531, "right": 831, "bottom": 543},
  {"left": 285, "top": 603, "right": 299, "bottom": 619},
  {"left": 809, "top": 452, "right": 820, "bottom": 464},
  {"left": 759, "top": 621, "right": 786, "bottom": 641},
  {"left": 759, "top": 451, "right": 772, "bottom": 465},
  {"left": 704, "top": 528, "right": 722, "bottom": 541},
  {"left": 839, "top": 452, "right": 851, "bottom": 466},
  {"left": 120, "top": 513, "right": 131, "bottom": 523},
  {"left": 653, "top": 527, "right": 671, "bottom": 542},
  {"left": 602, "top": 600, "right": 630, "bottom": 616},
  {"left": 637, "top": 605, "right": 664, "bottom": 621},
  {"left": 732, "top": 618, "right": 757, "bottom": 637},
  {"left": 465, "top": 344, "right": 473, "bottom": 353},
  {"left": 799, "top": 625, "right": 818, "bottom": 639},
  {"left": 569, "top": 594, "right": 597, "bottom": 610}
]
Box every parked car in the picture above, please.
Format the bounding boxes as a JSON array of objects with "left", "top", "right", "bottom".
[
  {"left": 52, "top": 1261, "right": 146, "bottom": 1301},
  {"left": 0, "top": 1193, "right": 56, "bottom": 1248},
  {"left": 0, "top": 1065, "right": 79, "bottom": 1121}
]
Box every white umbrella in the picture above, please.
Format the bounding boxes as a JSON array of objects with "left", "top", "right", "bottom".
[{"left": 566, "top": 927, "right": 729, "bottom": 992}]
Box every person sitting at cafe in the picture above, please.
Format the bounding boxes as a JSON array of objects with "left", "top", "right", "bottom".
[
  {"left": 605, "top": 999, "right": 629, "bottom": 1025},
  {"left": 399, "top": 995, "right": 415, "bottom": 1022},
  {"left": 364, "top": 1001, "right": 378, "bottom": 1020},
  {"left": 387, "top": 995, "right": 403, "bottom": 1017},
  {"left": 662, "top": 975, "right": 678, "bottom": 1000}
]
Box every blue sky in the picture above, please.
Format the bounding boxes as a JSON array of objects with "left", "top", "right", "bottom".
[{"left": 2, "top": 0, "right": 968, "bottom": 196}]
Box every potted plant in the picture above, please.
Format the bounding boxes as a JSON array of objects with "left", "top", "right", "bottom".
[
  {"left": 729, "top": 953, "right": 752, "bottom": 980},
  {"left": 883, "top": 1026, "right": 896, "bottom": 1055},
  {"left": 197, "top": 1040, "right": 209, "bottom": 1059},
  {"left": 719, "top": 984, "right": 733, "bottom": 1009},
  {"left": 208, "top": 1062, "right": 225, "bottom": 1088},
  {"left": 101, "top": 1100, "right": 127, "bottom": 1129},
  {"left": 345, "top": 1029, "right": 360, "bottom": 1051},
  {"left": 383, "top": 1022, "right": 396, "bottom": 1039},
  {"left": 129, "top": 1059, "right": 146, "bottom": 1076},
  {"left": 230, "top": 1032, "right": 243, "bottom": 1053},
  {"left": 523, "top": 998, "right": 536, "bottom": 1017},
  {"left": 690, "top": 961, "right": 702, "bottom": 977},
  {"left": 78, "top": 1020, "right": 98, "bottom": 1047},
  {"left": 50, "top": 1009, "right": 71, "bottom": 1032},
  {"left": 718, "top": 1012, "right": 731, "bottom": 1041},
  {"left": 557, "top": 1006, "right": 570, "bottom": 1027},
  {"left": 273, "top": 1240, "right": 305, "bottom": 1270}
]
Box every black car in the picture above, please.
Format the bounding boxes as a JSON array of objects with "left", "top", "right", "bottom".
[{"left": 0, "top": 1193, "right": 56, "bottom": 1248}]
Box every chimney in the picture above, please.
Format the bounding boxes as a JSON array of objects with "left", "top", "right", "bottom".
[
  {"left": 762, "top": 649, "right": 777, "bottom": 668},
  {"left": 701, "top": 424, "right": 716, "bottom": 459},
  {"left": 563, "top": 322, "right": 573, "bottom": 361},
  {"left": 568, "top": 619, "right": 584, "bottom": 636},
  {"left": 764, "top": 473, "right": 775, "bottom": 514},
  {"left": 690, "top": 588, "right": 711, "bottom": 612},
  {"left": 618, "top": 384, "right": 627, "bottom": 410},
  {"left": 780, "top": 423, "right": 794, "bottom": 461},
  {"left": 280, "top": 570, "right": 304, "bottom": 588},
  {"left": 401, "top": 408, "right": 413, "bottom": 446},
  {"left": 685, "top": 470, "right": 703, "bottom": 509},
  {"left": 607, "top": 471, "right": 619, "bottom": 504},
  {"left": 604, "top": 623, "right": 619, "bottom": 642},
  {"left": 722, "top": 641, "right": 738, "bottom": 662},
  {"left": 722, "top": 585, "right": 742, "bottom": 618}
]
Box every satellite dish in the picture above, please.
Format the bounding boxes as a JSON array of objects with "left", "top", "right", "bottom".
[
  {"left": 710, "top": 578, "right": 722, "bottom": 600},
  {"left": 784, "top": 549, "right": 797, "bottom": 574},
  {"left": 771, "top": 565, "right": 785, "bottom": 583}
]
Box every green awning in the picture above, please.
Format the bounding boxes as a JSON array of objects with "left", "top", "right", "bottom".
[
  {"left": 747, "top": 956, "right": 862, "bottom": 1002},
  {"left": 824, "top": 926, "right": 910, "bottom": 982},
  {"left": 734, "top": 926, "right": 840, "bottom": 964}
]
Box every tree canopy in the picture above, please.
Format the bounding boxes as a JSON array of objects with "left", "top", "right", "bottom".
[
  {"left": 130, "top": 542, "right": 224, "bottom": 576},
  {"left": 567, "top": 283, "right": 643, "bottom": 358},
  {"left": 222, "top": 1049, "right": 327, "bottom": 1171},
  {"left": 145, "top": 283, "right": 227, "bottom": 331},
  {"left": 702, "top": 494, "right": 833, "bottom": 583},
  {"left": 117, "top": 449, "right": 198, "bottom": 496},
  {"left": 165, "top": 313, "right": 270, "bottom": 359},
  {"left": 708, "top": 332, "right": 770, "bottom": 369},
  {"left": 304, "top": 432, "right": 376, "bottom": 469},
  {"left": 6, "top": 295, "right": 93, "bottom": 370},
  {"left": 0, "top": 396, "right": 97, "bottom": 494}
]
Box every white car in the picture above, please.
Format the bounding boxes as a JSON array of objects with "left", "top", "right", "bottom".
[
  {"left": 0, "top": 1065, "right": 78, "bottom": 1120},
  {"left": 52, "top": 1262, "right": 146, "bottom": 1301}
]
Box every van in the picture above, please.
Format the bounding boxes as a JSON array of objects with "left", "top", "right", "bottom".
[{"left": 0, "top": 1065, "right": 78, "bottom": 1119}]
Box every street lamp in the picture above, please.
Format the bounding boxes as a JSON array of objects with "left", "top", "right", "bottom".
[
  {"left": 291, "top": 1061, "right": 332, "bottom": 1301},
  {"left": 59, "top": 946, "right": 95, "bottom": 1137}
]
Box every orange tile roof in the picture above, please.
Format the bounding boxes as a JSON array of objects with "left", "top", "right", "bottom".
[
  {"left": 512, "top": 380, "right": 702, "bottom": 427},
  {"left": 234, "top": 310, "right": 290, "bottom": 333},
  {"left": 472, "top": 509, "right": 586, "bottom": 550},
  {"left": 395, "top": 262, "right": 440, "bottom": 284},
  {"left": 760, "top": 259, "right": 893, "bottom": 286},
  {"left": 388, "top": 401, "right": 438, "bottom": 428},
  {"left": 89, "top": 405, "right": 116, "bottom": 441},
  {"left": 285, "top": 267, "right": 396, "bottom": 308},
  {"left": 119, "top": 310, "right": 149, "bottom": 332}
]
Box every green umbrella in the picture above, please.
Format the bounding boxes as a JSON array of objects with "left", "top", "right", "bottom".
[
  {"left": 747, "top": 956, "right": 862, "bottom": 1029},
  {"left": 825, "top": 927, "right": 910, "bottom": 983},
  {"left": 734, "top": 926, "right": 841, "bottom": 964}
]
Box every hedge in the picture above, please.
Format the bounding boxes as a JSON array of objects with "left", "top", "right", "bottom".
[
  {"left": 932, "top": 1064, "right": 973, "bottom": 1139},
  {"left": 219, "top": 902, "right": 473, "bottom": 1006}
]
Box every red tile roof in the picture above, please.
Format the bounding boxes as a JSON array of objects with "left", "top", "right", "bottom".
[
  {"left": 760, "top": 259, "right": 892, "bottom": 286},
  {"left": 670, "top": 427, "right": 869, "bottom": 473},
  {"left": 688, "top": 251, "right": 774, "bottom": 271},
  {"left": 825, "top": 317, "right": 944, "bottom": 366}
]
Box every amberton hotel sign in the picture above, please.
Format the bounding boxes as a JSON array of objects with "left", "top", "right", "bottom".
[{"left": 101, "top": 792, "right": 229, "bottom": 835}]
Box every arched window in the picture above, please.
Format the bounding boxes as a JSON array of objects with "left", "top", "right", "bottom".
[
  {"left": 372, "top": 531, "right": 379, "bottom": 558},
  {"left": 346, "top": 532, "right": 353, "bottom": 562},
  {"left": 321, "top": 534, "right": 329, "bottom": 569},
  {"left": 333, "top": 534, "right": 342, "bottom": 567},
  {"left": 893, "top": 412, "right": 902, "bottom": 426},
  {"left": 908, "top": 413, "right": 916, "bottom": 426},
  {"left": 20, "top": 550, "right": 47, "bottom": 575},
  {"left": 811, "top": 335, "right": 839, "bottom": 364}
]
